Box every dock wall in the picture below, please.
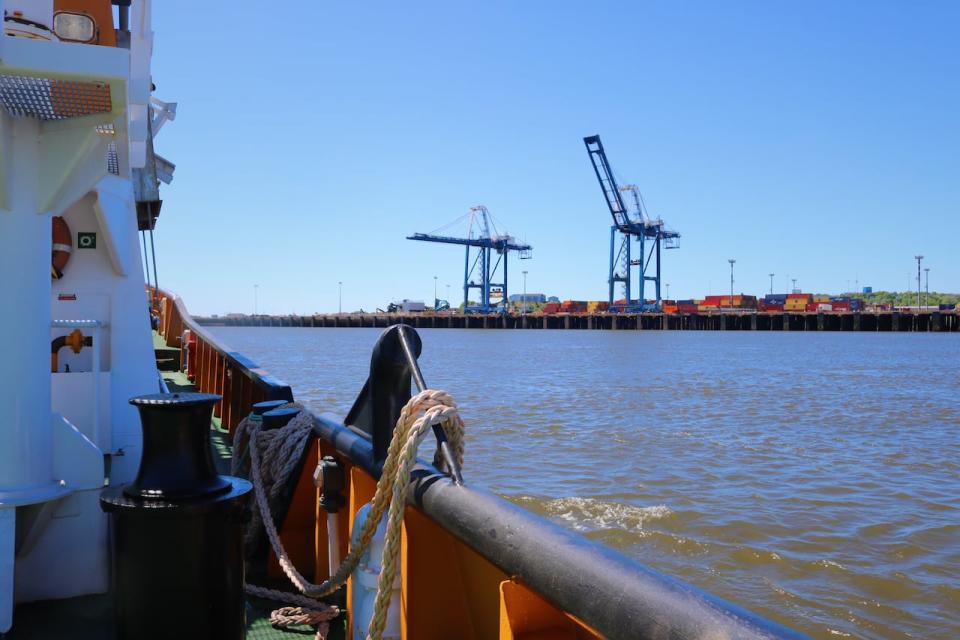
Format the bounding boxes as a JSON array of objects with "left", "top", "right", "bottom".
[{"left": 196, "top": 311, "right": 959, "bottom": 332}]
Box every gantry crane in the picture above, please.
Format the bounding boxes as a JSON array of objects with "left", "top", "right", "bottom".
[
  {"left": 408, "top": 206, "right": 532, "bottom": 314},
  {"left": 583, "top": 135, "right": 680, "bottom": 311}
]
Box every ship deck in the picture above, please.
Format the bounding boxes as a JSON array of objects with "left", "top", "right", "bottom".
[{"left": 5, "top": 364, "right": 345, "bottom": 639}]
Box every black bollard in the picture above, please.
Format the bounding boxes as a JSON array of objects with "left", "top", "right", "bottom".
[
  {"left": 100, "top": 392, "right": 252, "bottom": 640},
  {"left": 251, "top": 399, "right": 287, "bottom": 416},
  {"left": 261, "top": 406, "right": 300, "bottom": 430}
]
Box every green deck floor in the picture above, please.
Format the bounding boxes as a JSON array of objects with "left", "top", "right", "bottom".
[
  {"left": 6, "top": 593, "right": 340, "bottom": 639},
  {"left": 3, "top": 354, "right": 344, "bottom": 638}
]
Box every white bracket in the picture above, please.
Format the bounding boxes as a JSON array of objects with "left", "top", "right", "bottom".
[{"left": 150, "top": 97, "right": 177, "bottom": 136}]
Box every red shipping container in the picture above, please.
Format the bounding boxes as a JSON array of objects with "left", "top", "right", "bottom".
[
  {"left": 765, "top": 303, "right": 784, "bottom": 312},
  {"left": 560, "top": 300, "right": 587, "bottom": 313}
]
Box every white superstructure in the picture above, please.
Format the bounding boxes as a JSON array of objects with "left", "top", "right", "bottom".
[{"left": 0, "top": 1, "right": 167, "bottom": 632}]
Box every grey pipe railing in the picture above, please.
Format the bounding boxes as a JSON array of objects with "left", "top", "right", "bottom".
[{"left": 312, "top": 413, "right": 806, "bottom": 640}]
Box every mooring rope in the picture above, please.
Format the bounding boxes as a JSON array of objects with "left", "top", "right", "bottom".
[{"left": 236, "top": 390, "right": 465, "bottom": 640}]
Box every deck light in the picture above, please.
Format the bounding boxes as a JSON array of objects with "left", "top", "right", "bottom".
[{"left": 53, "top": 12, "right": 95, "bottom": 43}]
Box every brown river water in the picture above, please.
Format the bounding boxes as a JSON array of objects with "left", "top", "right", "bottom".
[{"left": 210, "top": 327, "right": 959, "bottom": 639}]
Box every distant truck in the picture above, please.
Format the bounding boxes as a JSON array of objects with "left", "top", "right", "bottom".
[{"left": 386, "top": 299, "right": 426, "bottom": 313}]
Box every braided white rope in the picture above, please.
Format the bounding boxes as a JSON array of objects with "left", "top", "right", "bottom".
[{"left": 239, "top": 390, "right": 464, "bottom": 640}]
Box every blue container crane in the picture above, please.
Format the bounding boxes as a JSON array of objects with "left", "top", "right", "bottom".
[
  {"left": 408, "top": 206, "right": 532, "bottom": 314},
  {"left": 583, "top": 135, "right": 680, "bottom": 312}
]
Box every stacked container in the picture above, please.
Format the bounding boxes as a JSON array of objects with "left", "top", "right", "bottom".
[
  {"left": 559, "top": 300, "right": 587, "bottom": 313},
  {"left": 785, "top": 294, "right": 812, "bottom": 311}
]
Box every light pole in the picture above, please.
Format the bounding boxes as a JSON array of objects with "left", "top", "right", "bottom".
[
  {"left": 338, "top": 281, "right": 342, "bottom": 314},
  {"left": 728, "top": 259, "right": 736, "bottom": 297},
  {"left": 446, "top": 284, "right": 450, "bottom": 303},
  {"left": 768, "top": 273, "right": 774, "bottom": 295},
  {"left": 914, "top": 255, "right": 923, "bottom": 309},
  {"left": 253, "top": 284, "right": 259, "bottom": 316},
  {"left": 433, "top": 276, "right": 438, "bottom": 310},
  {"left": 522, "top": 270, "right": 528, "bottom": 315},
  {"left": 924, "top": 267, "right": 930, "bottom": 308},
  {"left": 791, "top": 278, "right": 797, "bottom": 293},
  {"left": 665, "top": 283, "right": 670, "bottom": 300}
]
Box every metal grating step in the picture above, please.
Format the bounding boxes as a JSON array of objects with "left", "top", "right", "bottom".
[{"left": 0, "top": 74, "right": 111, "bottom": 120}]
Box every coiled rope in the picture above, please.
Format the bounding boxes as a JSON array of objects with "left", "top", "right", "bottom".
[{"left": 235, "top": 389, "right": 465, "bottom": 640}]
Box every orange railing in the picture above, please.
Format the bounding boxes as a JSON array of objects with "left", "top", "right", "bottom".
[{"left": 151, "top": 287, "right": 292, "bottom": 434}]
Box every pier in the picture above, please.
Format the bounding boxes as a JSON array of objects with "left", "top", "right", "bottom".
[{"left": 196, "top": 310, "right": 958, "bottom": 332}]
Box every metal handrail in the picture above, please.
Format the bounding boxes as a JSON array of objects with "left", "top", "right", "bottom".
[{"left": 312, "top": 409, "right": 805, "bottom": 640}]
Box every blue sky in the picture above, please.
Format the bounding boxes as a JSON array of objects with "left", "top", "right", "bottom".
[{"left": 150, "top": 1, "right": 958, "bottom": 315}]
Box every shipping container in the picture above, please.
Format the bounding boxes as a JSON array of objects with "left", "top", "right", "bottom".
[
  {"left": 560, "top": 300, "right": 587, "bottom": 313},
  {"left": 542, "top": 302, "right": 561, "bottom": 314},
  {"left": 764, "top": 303, "right": 784, "bottom": 312}
]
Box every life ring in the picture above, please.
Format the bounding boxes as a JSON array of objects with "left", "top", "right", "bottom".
[{"left": 52, "top": 216, "right": 72, "bottom": 280}]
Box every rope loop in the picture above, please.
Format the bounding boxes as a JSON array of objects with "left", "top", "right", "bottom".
[{"left": 238, "top": 390, "right": 465, "bottom": 640}]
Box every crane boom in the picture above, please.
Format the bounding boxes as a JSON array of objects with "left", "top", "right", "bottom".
[
  {"left": 406, "top": 233, "right": 531, "bottom": 253},
  {"left": 584, "top": 135, "right": 633, "bottom": 231}
]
